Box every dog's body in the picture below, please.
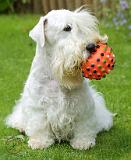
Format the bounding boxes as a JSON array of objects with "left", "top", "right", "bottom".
[{"left": 6, "top": 7, "right": 113, "bottom": 150}]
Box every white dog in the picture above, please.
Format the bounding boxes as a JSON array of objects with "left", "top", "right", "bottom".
[{"left": 6, "top": 7, "right": 114, "bottom": 150}]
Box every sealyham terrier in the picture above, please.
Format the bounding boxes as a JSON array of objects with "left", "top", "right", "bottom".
[{"left": 6, "top": 6, "right": 114, "bottom": 150}]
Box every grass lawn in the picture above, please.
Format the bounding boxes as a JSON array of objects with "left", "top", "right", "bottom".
[{"left": 0, "top": 15, "right": 131, "bottom": 160}]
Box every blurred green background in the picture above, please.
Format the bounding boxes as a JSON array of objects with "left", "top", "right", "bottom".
[{"left": 0, "top": 0, "right": 131, "bottom": 160}]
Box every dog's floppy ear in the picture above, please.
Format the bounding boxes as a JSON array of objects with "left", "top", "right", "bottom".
[{"left": 29, "top": 17, "right": 47, "bottom": 47}]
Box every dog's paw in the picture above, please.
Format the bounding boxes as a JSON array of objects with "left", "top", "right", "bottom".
[
  {"left": 70, "top": 138, "right": 95, "bottom": 150},
  {"left": 28, "top": 137, "right": 54, "bottom": 149}
]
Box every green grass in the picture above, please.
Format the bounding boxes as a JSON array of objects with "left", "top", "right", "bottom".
[{"left": 0, "top": 15, "right": 131, "bottom": 160}]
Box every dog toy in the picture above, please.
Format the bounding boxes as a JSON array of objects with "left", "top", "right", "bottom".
[{"left": 81, "top": 43, "right": 115, "bottom": 80}]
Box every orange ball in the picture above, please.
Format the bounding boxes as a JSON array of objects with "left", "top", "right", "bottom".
[{"left": 81, "top": 43, "right": 115, "bottom": 80}]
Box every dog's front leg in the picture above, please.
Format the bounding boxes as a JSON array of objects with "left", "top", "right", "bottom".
[
  {"left": 70, "top": 122, "right": 96, "bottom": 150},
  {"left": 26, "top": 110, "right": 54, "bottom": 149}
]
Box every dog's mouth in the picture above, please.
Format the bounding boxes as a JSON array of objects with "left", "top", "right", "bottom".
[
  {"left": 51, "top": 42, "right": 92, "bottom": 82},
  {"left": 63, "top": 59, "right": 82, "bottom": 74},
  {"left": 52, "top": 57, "right": 83, "bottom": 84}
]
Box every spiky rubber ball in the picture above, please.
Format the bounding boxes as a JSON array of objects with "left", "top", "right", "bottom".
[{"left": 81, "top": 43, "right": 115, "bottom": 80}]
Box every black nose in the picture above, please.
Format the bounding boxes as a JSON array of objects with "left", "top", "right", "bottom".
[{"left": 86, "top": 43, "right": 96, "bottom": 52}]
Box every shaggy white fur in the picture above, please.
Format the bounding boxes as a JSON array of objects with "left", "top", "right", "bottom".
[{"left": 6, "top": 7, "right": 113, "bottom": 150}]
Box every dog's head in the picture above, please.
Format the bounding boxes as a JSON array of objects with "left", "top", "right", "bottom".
[{"left": 29, "top": 6, "right": 108, "bottom": 89}]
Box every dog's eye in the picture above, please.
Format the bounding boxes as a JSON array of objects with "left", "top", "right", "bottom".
[{"left": 63, "top": 25, "right": 72, "bottom": 32}]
